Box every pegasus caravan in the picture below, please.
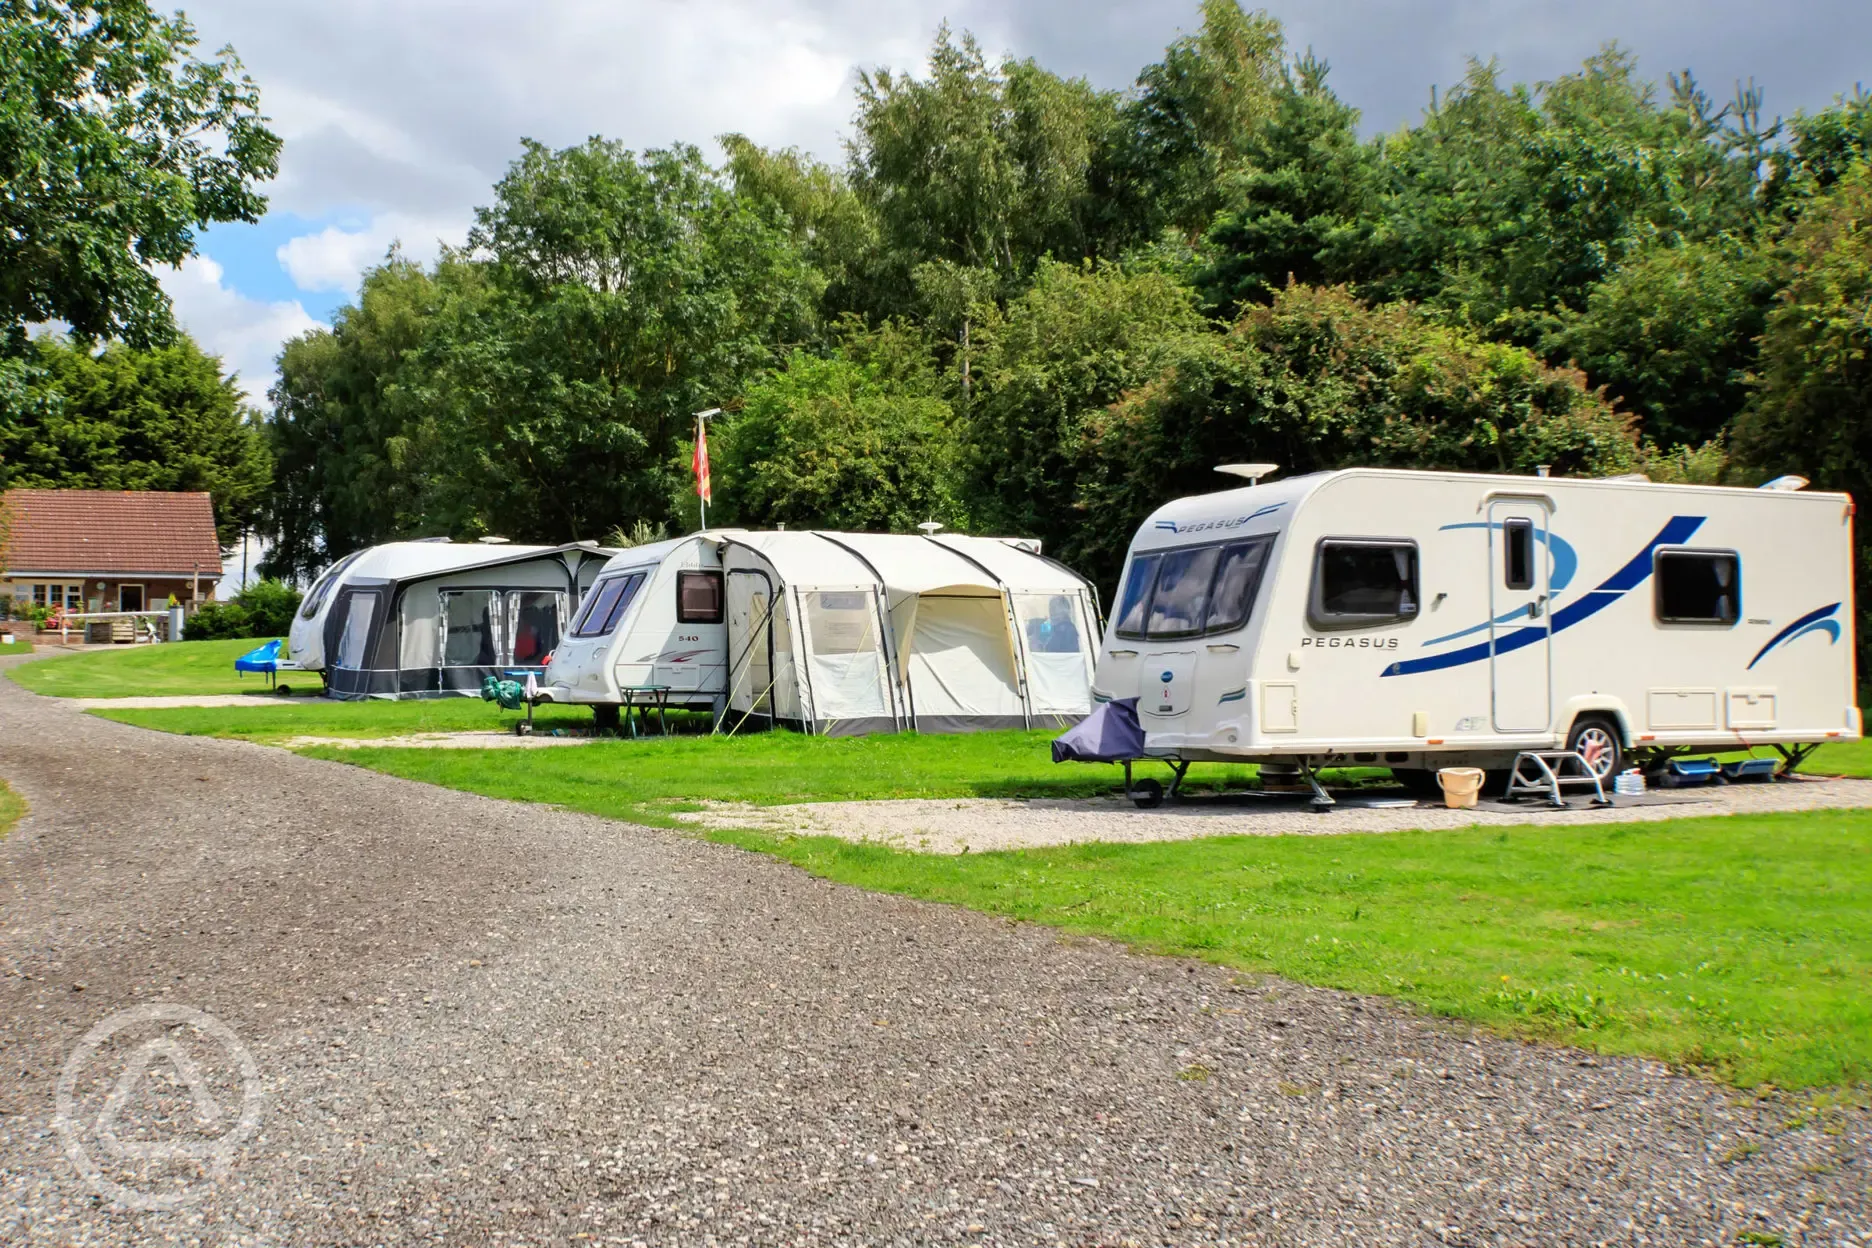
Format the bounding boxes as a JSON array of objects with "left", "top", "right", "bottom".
[
  {"left": 546, "top": 530, "right": 1103, "bottom": 734},
  {"left": 289, "top": 540, "right": 615, "bottom": 698},
  {"left": 1095, "top": 466, "right": 1858, "bottom": 791}
]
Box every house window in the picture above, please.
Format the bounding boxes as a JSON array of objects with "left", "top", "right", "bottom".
[
  {"left": 1503, "top": 518, "right": 1534, "bottom": 591},
  {"left": 676, "top": 570, "right": 724, "bottom": 624},
  {"left": 63, "top": 584, "right": 83, "bottom": 612},
  {"left": 1309, "top": 540, "right": 1419, "bottom": 629},
  {"left": 1655, "top": 550, "right": 1740, "bottom": 624},
  {"left": 31, "top": 584, "right": 48, "bottom": 607}
]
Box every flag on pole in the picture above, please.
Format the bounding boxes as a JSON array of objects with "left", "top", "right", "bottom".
[{"left": 692, "top": 416, "right": 712, "bottom": 504}]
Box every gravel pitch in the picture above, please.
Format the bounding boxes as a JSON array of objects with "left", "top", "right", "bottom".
[
  {"left": 679, "top": 778, "right": 1872, "bottom": 855},
  {"left": 1, "top": 659, "right": 1867, "bottom": 1246}
]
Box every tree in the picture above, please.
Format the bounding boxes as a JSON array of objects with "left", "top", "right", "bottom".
[
  {"left": 965, "top": 259, "right": 1206, "bottom": 563},
  {"left": 848, "top": 26, "right": 1125, "bottom": 295},
  {"left": 0, "top": 0, "right": 280, "bottom": 347},
  {"left": 1197, "top": 54, "right": 1379, "bottom": 309},
  {"left": 720, "top": 134, "right": 884, "bottom": 321},
  {"left": 1073, "top": 284, "right": 1640, "bottom": 586},
  {"left": 261, "top": 252, "right": 478, "bottom": 579},
  {"left": 1107, "top": 0, "right": 1286, "bottom": 240},
  {"left": 713, "top": 323, "right": 962, "bottom": 532},
  {"left": 0, "top": 333, "right": 270, "bottom": 542},
  {"left": 425, "top": 139, "right": 821, "bottom": 542},
  {"left": 1732, "top": 167, "right": 1872, "bottom": 674}
]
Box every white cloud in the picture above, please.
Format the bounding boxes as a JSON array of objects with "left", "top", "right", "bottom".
[
  {"left": 277, "top": 213, "right": 471, "bottom": 293},
  {"left": 160, "top": 256, "right": 322, "bottom": 402}
]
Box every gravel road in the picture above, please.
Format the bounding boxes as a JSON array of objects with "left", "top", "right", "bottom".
[{"left": 1, "top": 660, "right": 1867, "bottom": 1246}]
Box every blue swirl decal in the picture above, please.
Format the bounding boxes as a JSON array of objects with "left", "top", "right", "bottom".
[
  {"left": 1747, "top": 603, "right": 1842, "bottom": 670},
  {"left": 1420, "top": 522, "right": 1581, "bottom": 647},
  {"left": 1383, "top": 516, "right": 1705, "bottom": 678}
]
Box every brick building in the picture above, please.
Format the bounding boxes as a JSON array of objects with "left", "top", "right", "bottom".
[{"left": 1, "top": 489, "right": 225, "bottom": 616}]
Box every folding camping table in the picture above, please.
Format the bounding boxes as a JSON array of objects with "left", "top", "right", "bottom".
[
  {"left": 500, "top": 668, "right": 548, "bottom": 736},
  {"left": 618, "top": 684, "right": 672, "bottom": 738}
]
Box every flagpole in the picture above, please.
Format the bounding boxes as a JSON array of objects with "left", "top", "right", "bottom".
[{"left": 693, "top": 406, "right": 720, "bottom": 532}]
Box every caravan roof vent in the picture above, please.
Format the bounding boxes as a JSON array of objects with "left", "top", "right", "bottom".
[
  {"left": 1760, "top": 474, "right": 1810, "bottom": 492},
  {"left": 476, "top": 536, "right": 512, "bottom": 544},
  {"left": 1216, "top": 463, "right": 1279, "bottom": 485},
  {"left": 1602, "top": 472, "right": 1650, "bottom": 483}
]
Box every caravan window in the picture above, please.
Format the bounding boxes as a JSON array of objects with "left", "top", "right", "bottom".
[
  {"left": 333, "top": 591, "right": 378, "bottom": 669},
  {"left": 1503, "top": 518, "right": 1534, "bottom": 591},
  {"left": 1205, "top": 537, "right": 1275, "bottom": 633},
  {"left": 1146, "top": 547, "right": 1221, "bottom": 638},
  {"left": 1655, "top": 550, "right": 1740, "bottom": 624},
  {"left": 300, "top": 549, "right": 366, "bottom": 619},
  {"left": 804, "top": 591, "right": 876, "bottom": 654},
  {"left": 676, "top": 570, "right": 724, "bottom": 624},
  {"left": 570, "top": 573, "right": 645, "bottom": 638},
  {"left": 1112, "top": 555, "right": 1160, "bottom": 639},
  {"left": 1310, "top": 540, "right": 1419, "bottom": 629}
]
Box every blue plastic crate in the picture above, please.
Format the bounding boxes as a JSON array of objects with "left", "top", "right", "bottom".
[
  {"left": 1720, "top": 757, "right": 1779, "bottom": 782},
  {"left": 1661, "top": 757, "right": 1723, "bottom": 787}
]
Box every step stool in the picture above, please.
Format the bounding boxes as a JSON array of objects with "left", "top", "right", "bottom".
[{"left": 1502, "top": 751, "right": 1612, "bottom": 808}]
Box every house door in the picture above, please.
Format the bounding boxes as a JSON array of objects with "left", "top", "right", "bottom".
[
  {"left": 1487, "top": 500, "right": 1552, "bottom": 734},
  {"left": 118, "top": 584, "right": 145, "bottom": 612}
]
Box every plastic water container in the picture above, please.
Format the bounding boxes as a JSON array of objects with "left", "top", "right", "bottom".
[
  {"left": 1613, "top": 768, "right": 1646, "bottom": 796},
  {"left": 1437, "top": 767, "right": 1484, "bottom": 809}
]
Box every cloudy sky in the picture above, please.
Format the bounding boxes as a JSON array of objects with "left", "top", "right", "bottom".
[{"left": 162, "top": 0, "right": 1872, "bottom": 401}]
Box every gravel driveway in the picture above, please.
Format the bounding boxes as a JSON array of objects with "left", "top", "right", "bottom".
[{"left": 1, "top": 659, "right": 1867, "bottom": 1246}]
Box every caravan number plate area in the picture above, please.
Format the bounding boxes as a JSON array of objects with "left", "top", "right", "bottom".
[{"left": 1142, "top": 652, "right": 1197, "bottom": 717}]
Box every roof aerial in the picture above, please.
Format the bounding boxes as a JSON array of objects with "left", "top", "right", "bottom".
[{"left": 1216, "top": 463, "right": 1279, "bottom": 484}]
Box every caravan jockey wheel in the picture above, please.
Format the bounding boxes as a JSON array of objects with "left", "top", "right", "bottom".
[
  {"left": 1566, "top": 716, "right": 1623, "bottom": 780},
  {"left": 1129, "top": 778, "right": 1164, "bottom": 809}
]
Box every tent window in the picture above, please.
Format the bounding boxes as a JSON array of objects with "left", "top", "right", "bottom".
[
  {"left": 1310, "top": 540, "right": 1419, "bottom": 629},
  {"left": 1205, "top": 537, "right": 1275, "bottom": 634},
  {"left": 442, "top": 590, "right": 498, "bottom": 667},
  {"left": 1018, "top": 593, "right": 1085, "bottom": 654},
  {"left": 1655, "top": 550, "right": 1740, "bottom": 624},
  {"left": 1146, "top": 546, "right": 1220, "bottom": 639},
  {"left": 805, "top": 591, "right": 875, "bottom": 654},
  {"left": 1112, "top": 555, "right": 1159, "bottom": 640},
  {"left": 510, "top": 592, "right": 559, "bottom": 663},
  {"left": 1503, "top": 518, "right": 1534, "bottom": 591},
  {"left": 677, "top": 570, "right": 724, "bottom": 624},
  {"left": 334, "top": 591, "right": 378, "bottom": 669}
]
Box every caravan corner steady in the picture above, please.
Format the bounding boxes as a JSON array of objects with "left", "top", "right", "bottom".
[{"left": 1096, "top": 466, "right": 1858, "bottom": 800}]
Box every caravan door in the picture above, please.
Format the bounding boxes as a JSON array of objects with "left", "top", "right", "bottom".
[{"left": 1487, "top": 500, "right": 1553, "bottom": 733}]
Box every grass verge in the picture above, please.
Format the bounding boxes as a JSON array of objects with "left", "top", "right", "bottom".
[
  {"left": 8, "top": 638, "right": 300, "bottom": 698},
  {"left": 96, "top": 698, "right": 612, "bottom": 742},
  {"left": 0, "top": 780, "right": 23, "bottom": 838}
]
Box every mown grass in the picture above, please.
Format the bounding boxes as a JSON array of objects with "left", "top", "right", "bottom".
[
  {"left": 694, "top": 812, "right": 1870, "bottom": 1090},
  {"left": 8, "top": 638, "right": 300, "bottom": 698},
  {"left": 96, "top": 698, "right": 613, "bottom": 742},
  {"left": 292, "top": 730, "right": 1183, "bottom": 807},
  {"left": 0, "top": 779, "right": 23, "bottom": 838}
]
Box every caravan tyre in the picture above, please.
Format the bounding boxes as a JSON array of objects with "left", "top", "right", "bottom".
[
  {"left": 1566, "top": 715, "right": 1624, "bottom": 780},
  {"left": 593, "top": 704, "right": 621, "bottom": 732},
  {"left": 1129, "top": 778, "right": 1164, "bottom": 809},
  {"left": 1390, "top": 768, "right": 1440, "bottom": 798}
]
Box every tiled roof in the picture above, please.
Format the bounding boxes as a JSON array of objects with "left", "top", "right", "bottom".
[{"left": 2, "top": 489, "right": 224, "bottom": 576}]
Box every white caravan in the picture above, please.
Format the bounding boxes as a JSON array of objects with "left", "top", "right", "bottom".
[
  {"left": 1095, "top": 467, "right": 1858, "bottom": 797},
  {"left": 546, "top": 529, "right": 1103, "bottom": 735},
  {"left": 287, "top": 540, "right": 614, "bottom": 698}
]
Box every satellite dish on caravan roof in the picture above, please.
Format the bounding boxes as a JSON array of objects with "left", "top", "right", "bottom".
[
  {"left": 1760, "top": 475, "right": 1810, "bottom": 491},
  {"left": 1215, "top": 463, "right": 1279, "bottom": 485}
]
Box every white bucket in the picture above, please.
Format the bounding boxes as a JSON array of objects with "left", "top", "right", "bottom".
[{"left": 1437, "top": 767, "right": 1485, "bottom": 809}]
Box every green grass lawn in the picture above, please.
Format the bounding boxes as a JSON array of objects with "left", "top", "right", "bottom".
[
  {"left": 8, "top": 638, "right": 302, "bottom": 698},
  {"left": 0, "top": 780, "right": 23, "bottom": 838},
  {"left": 96, "top": 697, "right": 618, "bottom": 742}
]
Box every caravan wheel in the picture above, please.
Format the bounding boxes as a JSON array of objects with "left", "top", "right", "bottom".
[
  {"left": 593, "top": 705, "right": 621, "bottom": 732},
  {"left": 1129, "top": 778, "right": 1164, "bottom": 809},
  {"left": 1566, "top": 715, "right": 1624, "bottom": 780}
]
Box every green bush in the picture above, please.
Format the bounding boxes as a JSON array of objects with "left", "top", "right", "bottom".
[
  {"left": 185, "top": 579, "right": 303, "bottom": 641},
  {"left": 184, "top": 599, "right": 252, "bottom": 641}
]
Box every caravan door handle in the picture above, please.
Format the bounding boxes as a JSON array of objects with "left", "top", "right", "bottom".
[{"left": 1527, "top": 595, "right": 1547, "bottom": 619}]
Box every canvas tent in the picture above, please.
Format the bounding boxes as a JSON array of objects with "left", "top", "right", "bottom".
[
  {"left": 719, "top": 531, "right": 1100, "bottom": 735},
  {"left": 300, "top": 541, "right": 616, "bottom": 699}
]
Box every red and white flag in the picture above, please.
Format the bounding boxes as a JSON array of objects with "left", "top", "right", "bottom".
[{"left": 692, "top": 417, "right": 712, "bottom": 504}]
